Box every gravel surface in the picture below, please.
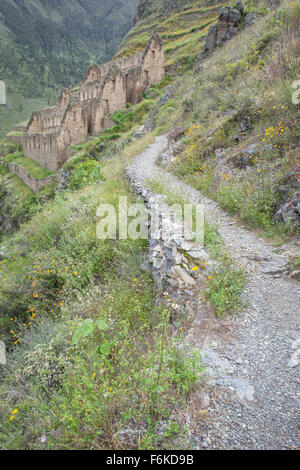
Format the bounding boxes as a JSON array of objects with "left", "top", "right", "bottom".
[{"left": 127, "top": 135, "right": 300, "bottom": 450}]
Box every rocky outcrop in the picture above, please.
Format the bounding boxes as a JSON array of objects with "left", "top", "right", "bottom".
[
  {"left": 167, "top": 127, "right": 185, "bottom": 145},
  {"left": 244, "top": 12, "right": 257, "bottom": 27},
  {"left": 275, "top": 195, "right": 300, "bottom": 224},
  {"left": 274, "top": 167, "right": 300, "bottom": 224},
  {"left": 203, "top": 2, "right": 254, "bottom": 56}
]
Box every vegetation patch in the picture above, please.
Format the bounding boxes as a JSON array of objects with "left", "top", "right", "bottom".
[
  {"left": 0, "top": 151, "right": 203, "bottom": 449},
  {"left": 153, "top": 1, "right": 300, "bottom": 239},
  {"left": 4, "top": 152, "right": 55, "bottom": 179},
  {"left": 68, "top": 160, "right": 105, "bottom": 190}
]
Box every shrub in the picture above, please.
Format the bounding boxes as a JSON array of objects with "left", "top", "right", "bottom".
[
  {"left": 68, "top": 160, "right": 105, "bottom": 190},
  {"left": 215, "top": 176, "right": 282, "bottom": 233},
  {"left": 206, "top": 261, "right": 246, "bottom": 318}
]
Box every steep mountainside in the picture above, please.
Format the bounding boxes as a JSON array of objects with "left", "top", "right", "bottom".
[
  {"left": 119, "top": 0, "right": 299, "bottom": 238},
  {"left": 117, "top": 0, "right": 227, "bottom": 67},
  {"left": 0, "top": 0, "right": 138, "bottom": 137},
  {"left": 0, "top": 0, "right": 299, "bottom": 451}
]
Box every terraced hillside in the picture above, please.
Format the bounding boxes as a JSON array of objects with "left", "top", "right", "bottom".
[{"left": 116, "top": 0, "right": 229, "bottom": 68}]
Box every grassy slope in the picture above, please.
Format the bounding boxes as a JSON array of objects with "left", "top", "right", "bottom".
[
  {"left": 170, "top": 1, "right": 300, "bottom": 240},
  {"left": 0, "top": 132, "right": 202, "bottom": 450},
  {"left": 0, "top": 0, "right": 299, "bottom": 450},
  {"left": 120, "top": 0, "right": 300, "bottom": 239},
  {"left": 117, "top": 0, "right": 228, "bottom": 68},
  {"left": 5, "top": 152, "right": 55, "bottom": 179},
  {"left": 0, "top": 0, "right": 138, "bottom": 137},
  {"left": 0, "top": 139, "right": 57, "bottom": 237}
]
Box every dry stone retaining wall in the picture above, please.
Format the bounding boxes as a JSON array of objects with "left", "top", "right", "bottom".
[
  {"left": 125, "top": 161, "right": 211, "bottom": 315},
  {"left": 8, "top": 162, "right": 55, "bottom": 194}
]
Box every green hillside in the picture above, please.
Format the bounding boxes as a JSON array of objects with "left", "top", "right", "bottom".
[
  {"left": 117, "top": 0, "right": 227, "bottom": 68},
  {"left": 0, "top": 0, "right": 299, "bottom": 451},
  {"left": 119, "top": 0, "right": 299, "bottom": 238},
  {"left": 0, "top": 0, "right": 138, "bottom": 137}
]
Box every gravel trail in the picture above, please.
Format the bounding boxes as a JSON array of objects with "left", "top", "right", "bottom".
[{"left": 127, "top": 135, "right": 300, "bottom": 450}]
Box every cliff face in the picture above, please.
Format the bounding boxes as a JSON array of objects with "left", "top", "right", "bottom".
[{"left": 0, "top": 0, "right": 139, "bottom": 137}]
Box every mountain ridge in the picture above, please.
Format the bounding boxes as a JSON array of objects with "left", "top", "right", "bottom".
[{"left": 0, "top": 0, "right": 139, "bottom": 137}]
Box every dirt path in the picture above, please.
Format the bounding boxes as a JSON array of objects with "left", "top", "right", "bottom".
[{"left": 127, "top": 135, "right": 300, "bottom": 450}]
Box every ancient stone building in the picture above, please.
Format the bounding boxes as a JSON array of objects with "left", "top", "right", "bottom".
[{"left": 18, "top": 32, "right": 165, "bottom": 171}]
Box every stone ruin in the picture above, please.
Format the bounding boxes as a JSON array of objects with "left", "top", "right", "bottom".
[
  {"left": 126, "top": 157, "right": 211, "bottom": 320},
  {"left": 11, "top": 32, "right": 165, "bottom": 172}
]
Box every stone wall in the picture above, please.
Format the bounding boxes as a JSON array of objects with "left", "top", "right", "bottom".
[
  {"left": 7, "top": 135, "right": 23, "bottom": 145},
  {"left": 22, "top": 133, "right": 60, "bottom": 170},
  {"left": 125, "top": 159, "right": 210, "bottom": 316},
  {"left": 8, "top": 162, "right": 55, "bottom": 194},
  {"left": 58, "top": 101, "right": 88, "bottom": 152},
  {"left": 11, "top": 125, "right": 26, "bottom": 133},
  {"left": 12, "top": 32, "right": 165, "bottom": 173},
  {"left": 27, "top": 108, "right": 64, "bottom": 134},
  {"left": 82, "top": 63, "right": 111, "bottom": 85},
  {"left": 141, "top": 34, "right": 165, "bottom": 86}
]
